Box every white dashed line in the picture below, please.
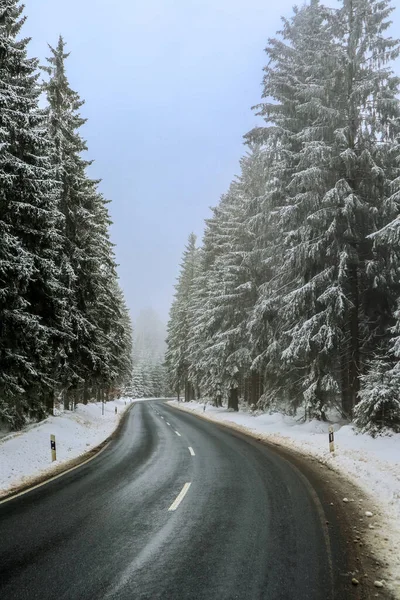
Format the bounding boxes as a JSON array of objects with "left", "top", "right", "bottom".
[
  {"left": 188, "top": 447, "right": 195, "bottom": 456},
  {"left": 161, "top": 416, "right": 164, "bottom": 419},
  {"left": 166, "top": 422, "right": 171, "bottom": 426},
  {"left": 175, "top": 431, "right": 181, "bottom": 437},
  {"left": 168, "top": 482, "right": 191, "bottom": 511}
]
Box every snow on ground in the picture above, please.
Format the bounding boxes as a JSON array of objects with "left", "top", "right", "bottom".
[
  {"left": 170, "top": 400, "right": 400, "bottom": 596},
  {"left": 0, "top": 398, "right": 135, "bottom": 498}
]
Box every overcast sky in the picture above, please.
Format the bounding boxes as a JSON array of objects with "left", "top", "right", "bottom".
[{"left": 24, "top": 0, "right": 399, "bottom": 323}]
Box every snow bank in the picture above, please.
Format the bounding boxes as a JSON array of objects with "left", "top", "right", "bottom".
[
  {"left": 170, "top": 400, "right": 400, "bottom": 596},
  {"left": 0, "top": 398, "right": 134, "bottom": 497}
]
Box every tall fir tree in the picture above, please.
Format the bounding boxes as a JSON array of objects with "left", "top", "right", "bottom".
[
  {"left": 246, "top": 0, "right": 400, "bottom": 419},
  {"left": 166, "top": 233, "right": 198, "bottom": 401},
  {"left": 0, "top": 1, "right": 69, "bottom": 427},
  {"left": 42, "top": 36, "right": 132, "bottom": 406}
]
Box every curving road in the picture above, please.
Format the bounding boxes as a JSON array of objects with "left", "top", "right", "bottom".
[{"left": 0, "top": 401, "right": 362, "bottom": 599}]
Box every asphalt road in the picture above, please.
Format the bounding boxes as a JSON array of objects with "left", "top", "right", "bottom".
[{"left": 0, "top": 400, "right": 361, "bottom": 600}]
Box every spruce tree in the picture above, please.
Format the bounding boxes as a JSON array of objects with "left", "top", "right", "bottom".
[
  {"left": 165, "top": 234, "right": 198, "bottom": 400},
  {"left": 331, "top": 0, "right": 400, "bottom": 415},
  {"left": 246, "top": 0, "right": 400, "bottom": 419},
  {"left": 0, "top": 1, "right": 68, "bottom": 427},
  {"left": 42, "top": 37, "right": 133, "bottom": 405},
  {"left": 246, "top": 0, "right": 344, "bottom": 418},
  {"left": 354, "top": 355, "right": 400, "bottom": 434},
  {"left": 186, "top": 148, "right": 267, "bottom": 410}
]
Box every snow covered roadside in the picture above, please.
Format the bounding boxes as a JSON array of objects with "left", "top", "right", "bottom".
[
  {"left": 0, "top": 398, "right": 135, "bottom": 499},
  {"left": 170, "top": 400, "right": 400, "bottom": 596}
]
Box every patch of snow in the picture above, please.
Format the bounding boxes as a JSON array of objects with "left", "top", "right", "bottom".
[
  {"left": 0, "top": 398, "right": 135, "bottom": 497},
  {"left": 170, "top": 400, "right": 400, "bottom": 597}
]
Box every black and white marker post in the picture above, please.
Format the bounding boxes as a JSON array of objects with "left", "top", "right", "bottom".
[
  {"left": 50, "top": 434, "right": 56, "bottom": 462},
  {"left": 329, "top": 426, "right": 335, "bottom": 453}
]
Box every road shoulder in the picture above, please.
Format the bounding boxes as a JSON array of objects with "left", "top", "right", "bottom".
[{"left": 0, "top": 400, "right": 134, "bottom": 503}]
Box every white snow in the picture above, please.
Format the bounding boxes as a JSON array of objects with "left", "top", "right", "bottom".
[
  {"left": 0, "top": 398, "right": 134, "bottom": 498},
  {"left": 169, "top": 400, "right": 400, "bottom": 596}
]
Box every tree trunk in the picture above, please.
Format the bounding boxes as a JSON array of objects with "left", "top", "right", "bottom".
[
  {"left": 45, "top": 391, "right": 54, "bottom": 416},
  {"left": 184, "top": 379, "right": 189, "bottom": 402},
  {"left": 228, "top": 387, "right": 239, "bottom": 411},
  {"left": 63, "top": 389, "right": 69, "bottom": 411},
  {"left": 215, "top": 392, "right": 222, "bottom": 407},
  {"left": 238, "top": 370, "right": 244, "bottom": 401},
  {"left": 341, "top": 344, "right": 351, "bottom": 417},
  {"left": 243, "top": 376, "right": 249, "bottom": 404},
  {"left": 250, "top": 371, "right": 260, "bottom": 407},
  {"left": 348, "top": 264, "right": 360, "bottom": 414},
  {"left": 83, "top": 381, "right": 90, "bottom": 405}
]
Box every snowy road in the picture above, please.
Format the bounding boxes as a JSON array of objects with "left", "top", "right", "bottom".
[{"left": 0, "top": 401, "right": 365, "bottom": 599}]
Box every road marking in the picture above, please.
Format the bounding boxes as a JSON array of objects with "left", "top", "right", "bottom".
[
  {"left": 166, "top": 422, "right": 171, "bottom": 426},
  {"left": 175, "top": 431, "right": 181, "bottom": 437},
  {"left": 161, "top": 416, "right": 164, "bottom": 419},
  {"left": 188, "top": 447, "right": 195, "bottom": 456},
  {"left": 168, "top": 482, "right": 191, "bottom": 511}
]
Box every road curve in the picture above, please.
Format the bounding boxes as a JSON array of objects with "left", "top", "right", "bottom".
[{"left": 0, "top": 400, "right": 362, "bottom": 599}]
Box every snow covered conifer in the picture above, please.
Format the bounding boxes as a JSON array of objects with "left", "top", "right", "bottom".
[
  {"left": 245, "top": 0, "right": 345, "bottom": 418},
  {"left": 130, "top": 310, "right": 166, "bottom": 398},
  {"left": 0, "top": 1, "right": 68, "bottom": 426},
  {"left": 165, "top": 234, "right": 198, "bottom": 400},
  {"left": 246, "top": 0, "right": 400, "bottom": 419},
  {"left": 42, "top": 37, "right": 133, "bottom": 405},
  {"left": 325, "top": 0, "right": 400, "bottom": 415},
  {"left": 187, "top": 147, "right": 268, "bottom": 410},
  {"left": 355, "top": 356, "right": 400, "bottom": 435}
]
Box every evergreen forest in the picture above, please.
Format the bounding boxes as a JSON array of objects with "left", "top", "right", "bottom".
[
  {"left": 166, "top": 0, "right": 400, "bottom": 435},
  {"left": 0, "top": 2, "right": 132, "bottom": 428}
]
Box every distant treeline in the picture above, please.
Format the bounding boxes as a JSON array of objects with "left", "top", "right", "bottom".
[{"left": 127, "top": 309, "right": 171, "bottom": 399}]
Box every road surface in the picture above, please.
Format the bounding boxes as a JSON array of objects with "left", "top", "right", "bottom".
[{"left": 0, "top": 400, "right": 362, "bottom": 599}]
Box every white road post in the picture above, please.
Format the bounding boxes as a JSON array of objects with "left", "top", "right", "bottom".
[
  {"left": 50, "top": 434, "right": 57, "bottom": 462},
  {"left": 329, "top": 426, "right": 335, "bottom": 453}
]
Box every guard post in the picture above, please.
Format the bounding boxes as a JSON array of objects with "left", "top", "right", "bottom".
[
  {"left": 328, "top": 426, "right": 335, "bottom": 453},
  {"left": 50, "top": 434, "right": 56, "bottom": 462}
]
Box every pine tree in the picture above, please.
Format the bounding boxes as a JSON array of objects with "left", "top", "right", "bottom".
[
  {"left": 246, "top": 0, "right": 400, "bottom": 419},
  {"left": 245, "top": 0, "right": 344, "bottom": 418},
  {"left": 354, "top": 355, "right": 400, "bottom": 435},
  {"left": 42, "top": 37, "right": 133, "bottom": 405},
  {"left": 331, "top": 0, "right": 400, "bottom": 415},
  {"left": 131, "top": 364, "right": 145, "bottom": 398},
  {"left": 186, "top": 148, "right": 268, "bottom": 410},
  {"left": 165, "top": 234, "right": 198, "bottom": 400},
  {"left": 0, "top": 1, "right": 68, "bottom": 427}
]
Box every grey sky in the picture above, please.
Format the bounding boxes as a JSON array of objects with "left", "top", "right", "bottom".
[{"left": 25, "top": 0, "right": 400, "bottom": 323}]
